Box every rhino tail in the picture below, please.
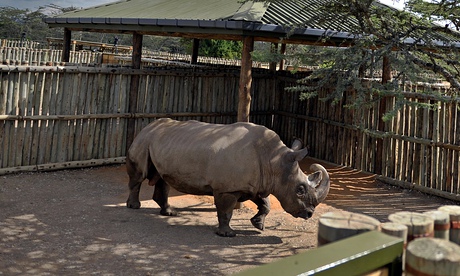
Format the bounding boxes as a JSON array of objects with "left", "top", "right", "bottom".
[{"left": 126, "top": 145, "right": 154, "bottom": 182}]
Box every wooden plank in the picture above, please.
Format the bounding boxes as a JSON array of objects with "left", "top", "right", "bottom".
[{"left": 236, "top": 231, "right": 403, "bottom": 276}]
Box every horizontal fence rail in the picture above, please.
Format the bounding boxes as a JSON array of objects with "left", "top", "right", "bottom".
[
  {"left": 280, "top": 84, "right": 460, "bottom": 201},
  {"left": 0, "top": 65, "right": 282, "bottom": 175},
  {"left": 0, "top": 64, "right": 459, "bottom": 201}
]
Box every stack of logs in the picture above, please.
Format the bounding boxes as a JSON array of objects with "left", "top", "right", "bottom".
[{"left": 318, "top": 205, "right": 460, "bottom": 275}]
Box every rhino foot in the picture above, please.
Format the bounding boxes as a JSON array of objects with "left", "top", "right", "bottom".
[
  {"left": 216, "top": 227, "right": 236, "bottom": 237},
  {"left": 160, "top": 207, "right": 177, "bottom": 216},
  {"left": 250, "top": 215, "right": 265, "bottom": 231},
  {"left": 127, "top": 200, "right": 141, "bottom": 209}
]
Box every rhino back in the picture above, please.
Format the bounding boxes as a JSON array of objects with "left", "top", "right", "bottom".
[{"left": 144, "top": 119, "right": 285, "bottom": 195}]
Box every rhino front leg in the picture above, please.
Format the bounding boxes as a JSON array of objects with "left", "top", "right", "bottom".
[
  {"left": 213, "top": 192, "right": 239, "bottom": 237},
  {"left": 152, "top": 178, "right": 177, "bottom": 216},
  {"left": 250, "top": 196, "right": 271, "bottom": 230}
]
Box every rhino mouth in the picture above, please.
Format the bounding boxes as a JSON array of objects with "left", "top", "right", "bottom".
[{"left": 293, "top": 209, "right": 313, "bottom": 219}]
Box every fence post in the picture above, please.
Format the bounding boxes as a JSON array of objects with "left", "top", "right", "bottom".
[{"left": 375, "top": 55, "right": 391, "bottom": 174}]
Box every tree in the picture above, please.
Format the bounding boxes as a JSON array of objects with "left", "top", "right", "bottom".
[
  {"left": 0, "top": 7, "right": 51, "bottom": 43},
  {"left": 407, "top": 0, "right": 460, "bottom": 31},
  {"left": 281, "top": 0, "right": 460, "bottom": 118},
  {"left": 183, "top": 39, "right": 242, "bottom": 59}
]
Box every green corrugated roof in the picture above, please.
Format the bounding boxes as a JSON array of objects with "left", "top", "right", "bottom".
[
  {"left": 44, "top": 0, "right": 361, "bottom": 45},
  {"left": 44, "top": 0, "right": 460, "bottom": 47},
  {"left": 58, "top": 0, "right": 268, "bottom": 22}
]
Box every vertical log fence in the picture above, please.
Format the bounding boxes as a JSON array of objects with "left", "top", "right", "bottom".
[{"left": 0, "top": 64, "right": 459, "bottom": 201}]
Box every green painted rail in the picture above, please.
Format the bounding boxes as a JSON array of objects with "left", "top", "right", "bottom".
[{"left": 235, "top": 231, "right": 404, "bottom": 276}]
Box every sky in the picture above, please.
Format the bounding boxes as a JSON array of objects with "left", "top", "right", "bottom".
[{"left": 1, "top": 0, "right": 405, "bottom": 11}]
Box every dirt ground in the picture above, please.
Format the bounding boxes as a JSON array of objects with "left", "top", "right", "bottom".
[{"left": 0, "top": 157, "right": 458, "bottom": 275}]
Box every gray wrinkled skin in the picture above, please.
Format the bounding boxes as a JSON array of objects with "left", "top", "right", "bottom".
[{"left": 126, "top": 118, "right": 330, "bottom": 237}]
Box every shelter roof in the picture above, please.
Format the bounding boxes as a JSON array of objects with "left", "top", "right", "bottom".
[
  {"left": 44, "top": 0, "right": 460, "bottom": 47},
  {"left": 43, "top": 0, "right": 367, "bottom": 45}
]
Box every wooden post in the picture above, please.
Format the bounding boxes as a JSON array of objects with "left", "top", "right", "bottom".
[
  {"left": 126, "top": 32, "right": 143, "bottom": 153},
  {"left": 375, "top": 55, "right": 391, "bottom": 174},
  {"left": 191, "top": 38, "right": 199, "bottom": 65},
  {"left": 237, "top": 36, "right": 254, "bottom": 123},
  {"left": 279, "top": 43, "right": 286, "bottom": 71},
  {"left": 235, "top": 36, "right": 254, "bottom": 209},
  {"left": 269, "top": 43, "right": 278, "bottom": 72},
  {"left": 62, "top": 28, "right": 71, "bottom": 63}
]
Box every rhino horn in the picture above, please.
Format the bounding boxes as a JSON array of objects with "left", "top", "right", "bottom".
[{"left": 308, "top": 163, "right": 330, "bottom": 203}]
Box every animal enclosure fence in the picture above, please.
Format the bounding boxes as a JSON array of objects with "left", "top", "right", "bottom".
[{"left": 0, "top": 64, "right": 459, "bottom": 201}]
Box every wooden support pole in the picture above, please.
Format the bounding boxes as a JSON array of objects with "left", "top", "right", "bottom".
[
  {"left": 375, "top": 55, "right": 391, "bottom": 174},
  {"left": 62, "top": 28, "right": 71, "bottom": 63},
  {"left": 191, "top": 38, "right": 199, "bottom": 64},
  {"left": 279, "top": 43, "right": 286, "bottom": 71},
  {"left": 237, "top": 36, "right": 254, "bottom": 123},
  {"left": 126, "top": 32, "right": 143, "bottom": 153},
  {"left": 269, "top": 43, "right": 278, "bottom": 72}
]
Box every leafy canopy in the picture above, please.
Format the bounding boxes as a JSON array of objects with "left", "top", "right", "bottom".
[{"left": 270, "top": 0, "right": 460, "bottom": 116}]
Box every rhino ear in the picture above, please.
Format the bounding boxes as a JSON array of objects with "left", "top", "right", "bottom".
[
  {"left": 285, "top": 148, "right": 308, "bottom": 163},
  {"left": 307, "top": 171, "right": 322, "bottom": 188},
  {"left": 290, "top": 138, "right": 303, "bottom": 151}
]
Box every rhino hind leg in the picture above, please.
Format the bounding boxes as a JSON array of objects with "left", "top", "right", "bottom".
[
  {"left": 214, "top": 192, "right": 240, "bottom": 237},
  {"left": 126, "top": 158, "right": 143, "bottom": 209},
  {"left": 250, "top": 196, "right": 271, "bottom": 231},
  {"left": 153, "top": 178, "right": 177, "bottom": 216}
]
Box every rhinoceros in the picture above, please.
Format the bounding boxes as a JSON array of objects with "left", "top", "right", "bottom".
[{"left": 126, "top": 118, "right": 330, "bottom": 237}]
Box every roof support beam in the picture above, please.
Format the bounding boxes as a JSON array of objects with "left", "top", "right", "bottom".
[
  {"left": 126, "top": 32, "right": 143, "bottom": 152},
  {"left": 191, "top": 38, "right": 199, "bottom": 65},
  {"left": 237, "top": 36, "right": 254, "bottom": 123},
  {"left": 62, "top": 28, "right": 71, "bottom": 63},
  {"left": 279, "top": 43, "right": 286, "bottom": 71}
]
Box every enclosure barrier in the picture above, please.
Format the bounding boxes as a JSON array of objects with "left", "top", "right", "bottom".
[
  {"left": 1, "top": 64, "right": 459, "bottom": 202},
  {"left": 0, "top": 65, "right": 278, "bottom": 175},
  {"left": 1, "top": 47, "right": 102, "bottom": 66},
  {"left": 235, "top": 231, "right": 404, "bottom": 276},
  {"left": 236, "top": 207, "right": 460, "bottom": 276}
]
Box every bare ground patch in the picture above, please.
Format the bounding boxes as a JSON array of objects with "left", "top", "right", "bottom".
[{"left": 0, "top": 157, "right": 457, "bottom": 275}]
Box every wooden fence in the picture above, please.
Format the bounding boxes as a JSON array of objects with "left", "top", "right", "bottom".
[
  {"left": 0, "top": 65, "right": 279, "bottom": 174},
  {"left": 278, "top": 83, "right": 460, "bottom": 201},
  {"left": 0, "top": 64, "right": 459, "bottom": 201}
]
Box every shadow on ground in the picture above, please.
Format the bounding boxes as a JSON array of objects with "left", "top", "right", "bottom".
[{"left": 0, "top": 157, "right": 458, "bottom": 275}]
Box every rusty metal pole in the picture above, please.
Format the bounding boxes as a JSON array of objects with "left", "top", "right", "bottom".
[{"left": 237, "top": 36, "right": 254, "bottom": 123}]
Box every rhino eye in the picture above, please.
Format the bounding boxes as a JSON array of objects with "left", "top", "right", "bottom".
[{"left": 296, "top": 184, "right": 307, "bottom": 198}]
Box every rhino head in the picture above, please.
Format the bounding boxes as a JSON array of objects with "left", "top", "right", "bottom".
[{"left": 273, "top": 148, "right": 330, "bottom": 220}]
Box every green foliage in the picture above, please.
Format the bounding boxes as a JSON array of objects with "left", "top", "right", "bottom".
[
  {"left": 180, "top": 38, "right": 243, "bottom": 58},
  {"left": 185, "top": 39, "right": 242, "bottom": 59},
  {"left": 407, "top": 0, "right": 460, "bottom": 30},
  {"left": 0, "top": 7, "right": 53, "bottom": 43},
  {"left": 281, "top": 0, "right": 460, "bottom": 119}
]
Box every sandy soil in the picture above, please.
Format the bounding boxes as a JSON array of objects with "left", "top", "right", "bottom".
[{"left": 0, "top": 157, "right": 457, "bottom": 275}]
